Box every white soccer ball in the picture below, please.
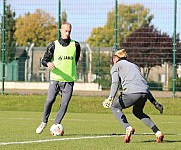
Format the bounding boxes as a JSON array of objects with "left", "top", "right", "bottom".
[{"left": 50, "top": 124, "right": 64, "bottom": 136}]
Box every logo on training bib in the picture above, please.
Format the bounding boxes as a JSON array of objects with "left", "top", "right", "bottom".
[{"left": 58, "top": 56, "right": 73, "bottom": 60}]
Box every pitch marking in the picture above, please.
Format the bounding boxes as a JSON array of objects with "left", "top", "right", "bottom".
[
  {"left": 1, "top": 133, "right": 181, "bottom": 146},
  {"left": 0, "top": 135, "right": 117, "bottom": 146},
  {"left": 0, "top": 118, "right": 181, "bottom": 124}
]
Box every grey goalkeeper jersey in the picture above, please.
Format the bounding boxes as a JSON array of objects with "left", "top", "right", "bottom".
[{"left": 109, "top": 60, "right": 149, "bottom": 98}]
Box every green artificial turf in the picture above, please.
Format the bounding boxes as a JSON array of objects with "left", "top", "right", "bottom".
[{"left": 0, "top": 95, "right": 180, "bottom": 149}]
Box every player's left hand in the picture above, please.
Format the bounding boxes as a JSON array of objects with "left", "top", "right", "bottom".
[
  {"left": 102, "top": 97, "right": 113, "bottom": 108},
  {"left": 154, "top": 102, "right": 163, "bottom": 114}
]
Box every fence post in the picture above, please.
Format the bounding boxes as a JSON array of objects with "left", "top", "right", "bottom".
[
  {"left": 97, "top": 43, "right": 100, "bottom": 88},
  {"left": 58, "top": 0, "right": 61, "bottom": 40},
  {"left": 1, "top": 0, "right": 6, "bottom": 95},
  {"left": 172, "top": 0, "right": 177, "bottom": 97},
  {"left": 113, "top": 0, "right": 118, "bottom": 52}
]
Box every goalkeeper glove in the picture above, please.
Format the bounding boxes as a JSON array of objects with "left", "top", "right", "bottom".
[
  {"left": 153, "top": 101, "right": 163, "bottom": 114},
  {"left": 102, "top": 97, "right": 113, "bottom": 108}
]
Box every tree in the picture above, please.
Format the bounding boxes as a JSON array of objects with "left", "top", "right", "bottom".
[
  {"left": 0, "top": 4, "right": 16, "bottom": 63},
  {"left": 176, "top": 34, "right": 181, "bottom": 64},
  {"left": 91, "top": 48, "right": 112, "bottom": 89},
  {"left": 14, "top": 9, "right": 57, "bottom": 46},
  {"left": 61, "top": 10, "right": 67, "bottom": 23},
  {"left": 86, "top": 3, "right": 153, "bottom": 47},
  {"left": 121, "top": 23, "right": 175, "bottom": 79}
]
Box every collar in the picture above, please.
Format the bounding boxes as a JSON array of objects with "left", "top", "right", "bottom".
[
  {"left": 117, "top": 57, "right": 126, "bottom": 62},
  {"left": 59, "top": 37, "right": 71, "bottom": 46}
]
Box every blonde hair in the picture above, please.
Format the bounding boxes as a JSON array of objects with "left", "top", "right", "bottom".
[
  {"left": 114, "top": 49, "right": 127, "bottom": 58},
  {"left": 61, "top": 22, "right": 72, "bottom": 29}
]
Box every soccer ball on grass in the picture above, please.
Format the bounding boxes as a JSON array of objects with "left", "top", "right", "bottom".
[{"left": 50, "top": 124, "right": 64, "bottom": 136}]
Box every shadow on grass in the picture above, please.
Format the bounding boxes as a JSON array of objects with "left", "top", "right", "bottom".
[
  {"left": 62, "top": 133, "right": 181, "bottom": 143},
  {"left": 142, "top": 140, "right": 181, "bottom": 143},
  {"left": 136, "top": 133, "right": 181, "bottom": 143}
]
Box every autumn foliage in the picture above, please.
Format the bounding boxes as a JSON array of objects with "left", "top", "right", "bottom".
[{"left": 15, "top": 9, "right": 57, "bottom": 46}]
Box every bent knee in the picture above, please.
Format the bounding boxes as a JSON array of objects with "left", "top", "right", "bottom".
[
  {"left": 133, "top": 109, "right": 143, "bottom": 118},
  {"left": 111, "top": 104, "right": 123, "bottom": 112}
]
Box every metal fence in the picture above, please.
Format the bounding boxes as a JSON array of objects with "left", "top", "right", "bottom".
[{"left": 0, "top": 0, "right": 180, "bottom": 95}]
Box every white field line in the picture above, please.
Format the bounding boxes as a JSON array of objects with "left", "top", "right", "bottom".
[
  {"left": 0, "top": 135, "right": 117, "bottom": 146},
  {"left": 1, "top": 133, "right": 181, "bottom": 146},
  {"left": 0, "top": 118, "right": 181, "bottom": 124},
  {"left": 0, "top": 117, "right": 180, "bottom": 146}
]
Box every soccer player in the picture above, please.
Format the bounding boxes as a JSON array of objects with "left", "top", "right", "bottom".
[
  {"left": 36, "top": 22, "right": 81, "bottom": 134},
  {"left": 102, "top": 49, "right": 164, "bottom": 143}
]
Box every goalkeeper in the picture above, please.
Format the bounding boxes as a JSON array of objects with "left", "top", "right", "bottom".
[{"left": 102, "top": 49, "right": 164, "bottom": 143}]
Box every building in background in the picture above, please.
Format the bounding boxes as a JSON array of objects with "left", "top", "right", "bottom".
[{"left": 4, "top": 45, "right": 177, "bottom": 91}]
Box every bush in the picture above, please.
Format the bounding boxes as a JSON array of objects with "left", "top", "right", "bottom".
[
  {"left": 168, "top": 77, "right": 181, "bottom": 91},
  {"left": 148, "top": 81, "right": 163, "bottom": 91}
]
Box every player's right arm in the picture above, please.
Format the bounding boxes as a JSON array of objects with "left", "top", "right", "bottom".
[
  {"left": 102, "top": 65, "right": 119, "bottom": 108},
  {"left": 42, "top": 42, "right": 55, "bottom": 67}
]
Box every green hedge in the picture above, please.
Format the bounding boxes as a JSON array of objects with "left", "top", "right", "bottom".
[
  {"left": 168, "top": 77, "right": 181, "bottom": 91},
  {"left": 147, "top": 81, "right": 163, "bottom": 91}
]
